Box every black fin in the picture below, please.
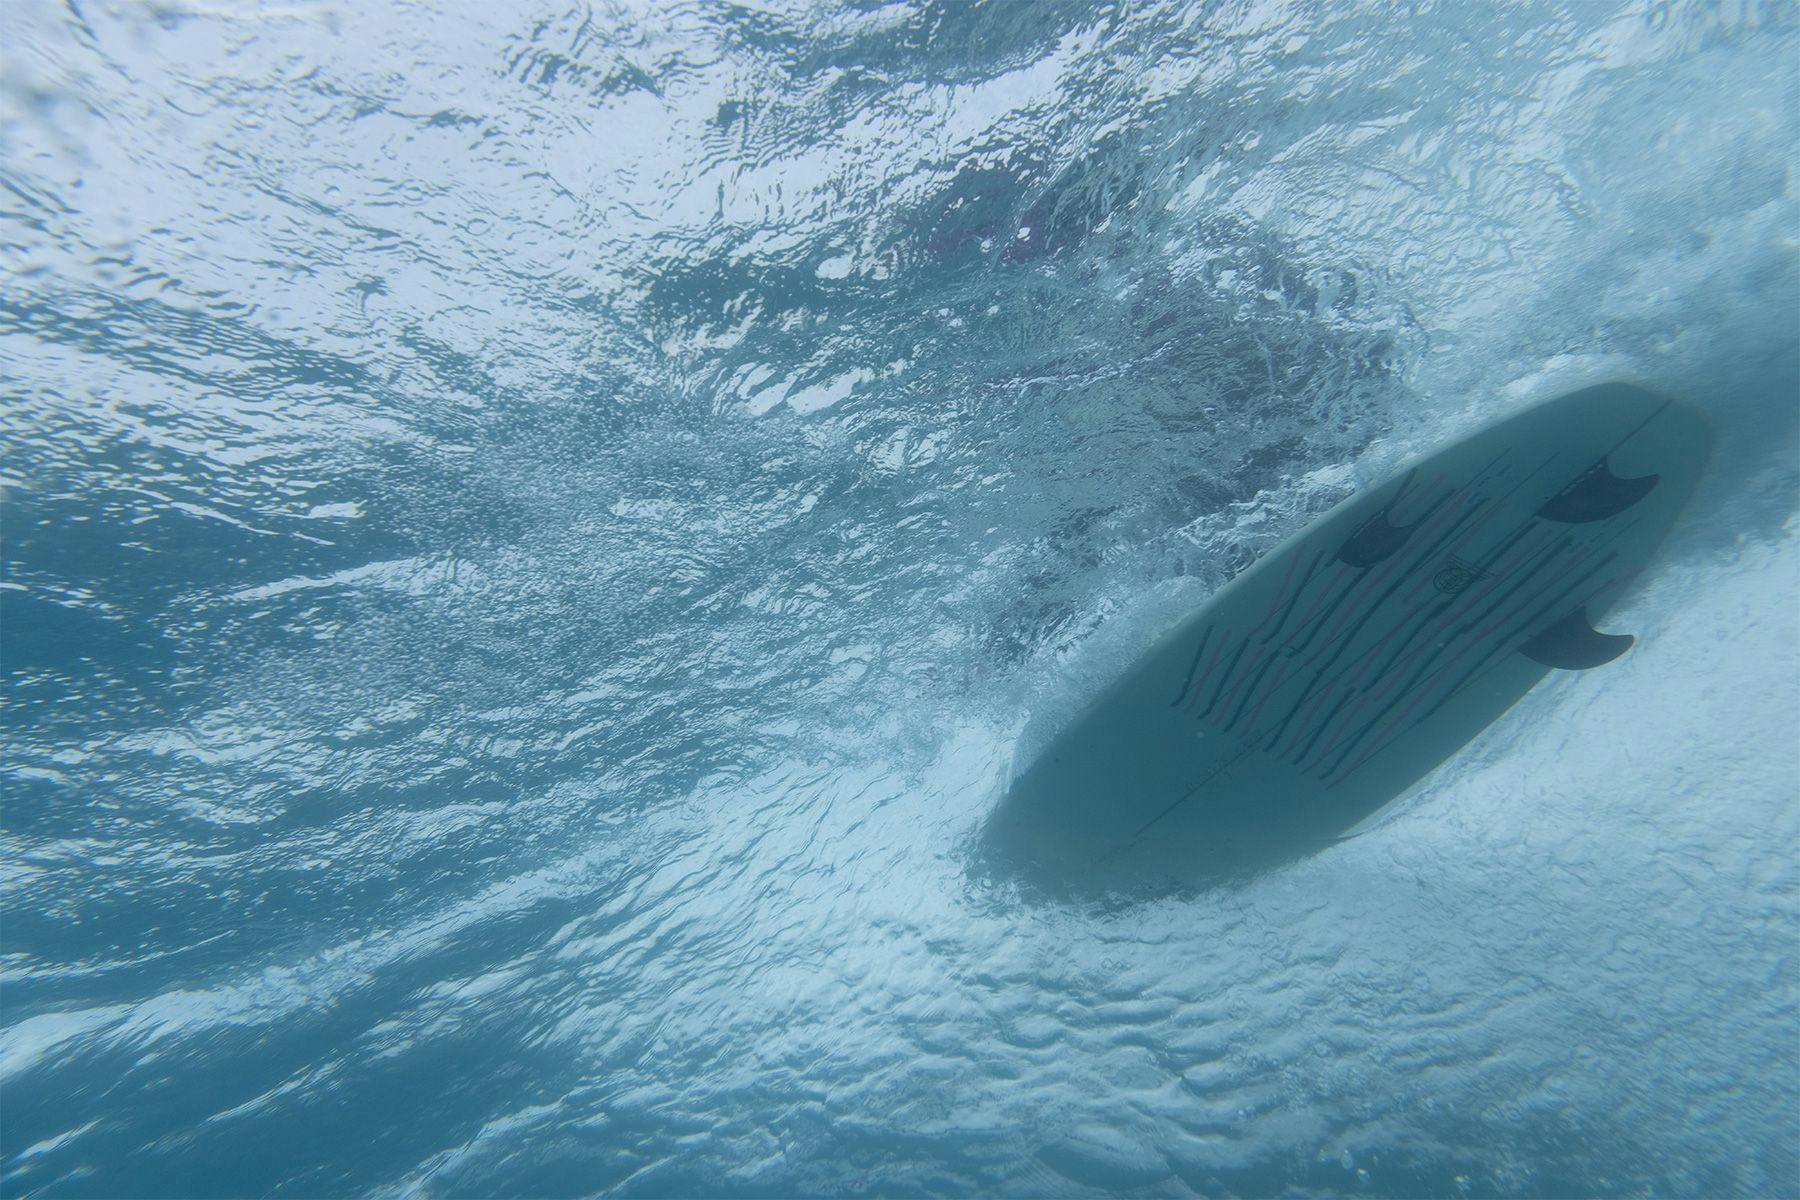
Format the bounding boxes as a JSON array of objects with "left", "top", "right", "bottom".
[
  {"left": 1519, "top": 608, "right": 1634, "bottom": 670},
  {"left": 1337, "top": 509, "right": 1416, "bottom": 568},
  {"left": 1537, "top": 459, "right": 1659, "bottom": 523}
]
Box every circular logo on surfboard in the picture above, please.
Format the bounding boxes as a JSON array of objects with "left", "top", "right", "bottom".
[{"left": 1432, "top": 558, "right": 1481, "bottom": 595}]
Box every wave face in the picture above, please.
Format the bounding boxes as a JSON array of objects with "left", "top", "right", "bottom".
[{"left": 3, "top": 2, "right": 1795, "bottom": 1196}]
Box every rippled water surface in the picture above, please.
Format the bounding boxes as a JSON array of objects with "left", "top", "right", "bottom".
[{"left": 3, "top": 1, "right": 1798, "bottom": 1196}]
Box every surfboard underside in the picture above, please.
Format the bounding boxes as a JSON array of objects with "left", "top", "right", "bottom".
[{"left": 987, "top": 382, "right": 1710, "bottom": 889}]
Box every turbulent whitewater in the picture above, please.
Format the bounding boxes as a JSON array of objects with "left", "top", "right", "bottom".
[{"left": 2, "top": 2, "right": 1796, "bottom": 1197}]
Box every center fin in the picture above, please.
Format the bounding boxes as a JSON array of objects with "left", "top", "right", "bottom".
[{"left": 1537, "top": 459, "right": 1659, "bottom": 523}]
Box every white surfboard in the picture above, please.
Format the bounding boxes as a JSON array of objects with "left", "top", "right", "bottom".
[{"left": 986, "top": 382, "right": 1711, "bottom": 888}]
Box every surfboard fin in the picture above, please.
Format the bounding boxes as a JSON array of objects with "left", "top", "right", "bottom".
[
  {"left": 1537, "top": 459, "right": 1659, "bottom": 523},
  {"left": 1519, "top": 608, "right": 1634, "bottom": 670},
  {"left": 1337, "top": 509, "right": 1416, "bottom": 568}
]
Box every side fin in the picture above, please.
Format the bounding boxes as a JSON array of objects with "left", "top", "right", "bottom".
[
  {"left": 1337, "top": 509, "right": 1417, "bottom": 568},
  {"left": 1519, "top": 608, "right": 1634, "bottom": 670},
  {"left": 1337, "top": 472, "right": 1425, "bottom": 568},
  {"left": 1537, "top": 459, "right": 1659, "bottom": 523}
]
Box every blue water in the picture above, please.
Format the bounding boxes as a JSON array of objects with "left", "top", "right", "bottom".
[{"left": 3, "top": 2, "right": 1797, "bottom": 1196}]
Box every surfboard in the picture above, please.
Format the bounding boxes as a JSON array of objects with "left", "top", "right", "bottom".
[{"left": 986, "top": 382, "right": 1711, "bottom": 888}]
